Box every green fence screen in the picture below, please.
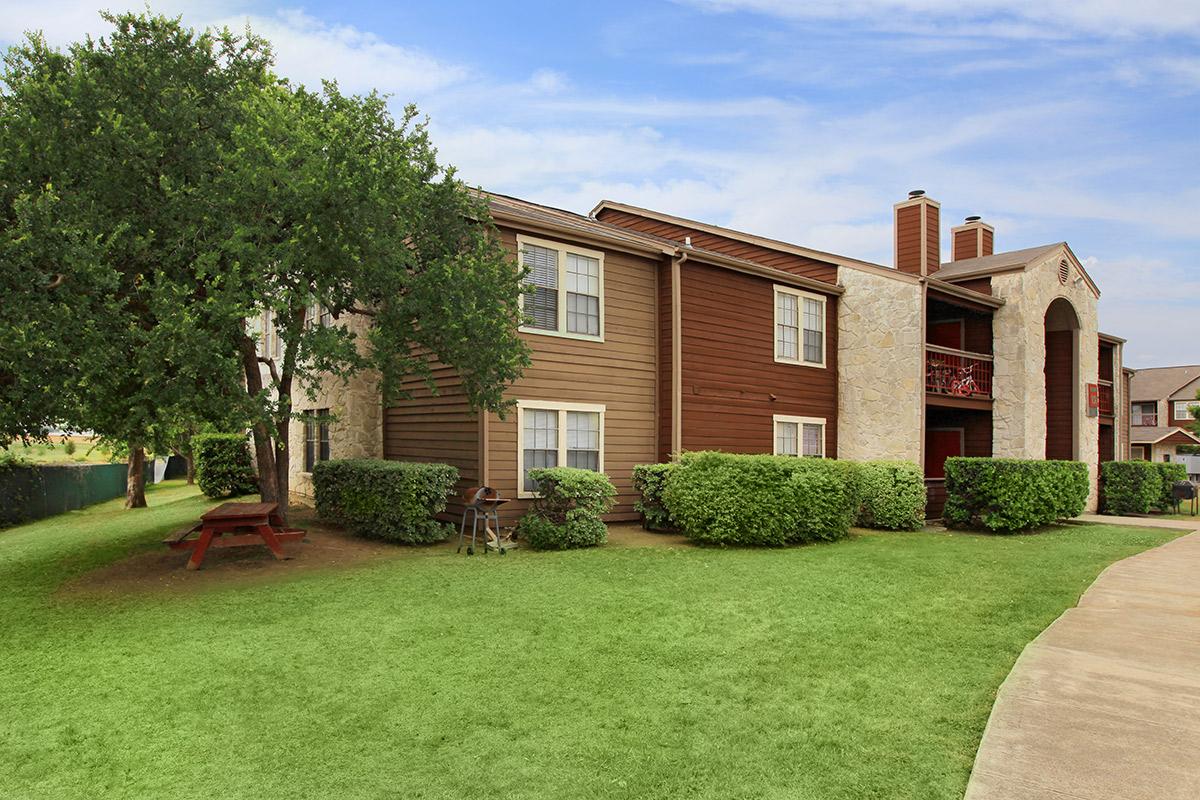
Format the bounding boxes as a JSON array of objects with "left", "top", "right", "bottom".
[{"left": 0, "top": 461, "right": 156, "bottom": 527}]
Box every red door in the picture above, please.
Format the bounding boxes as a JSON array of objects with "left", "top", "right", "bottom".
[{"left": 926, "top": 428, "right": 964, "bottom": 479}]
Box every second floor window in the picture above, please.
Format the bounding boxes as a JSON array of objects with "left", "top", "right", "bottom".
[
  {"left": 1174, "top": 401, "right": 1198, "bottom": 421},
  {"left": 774, "top": 286, "right": 826, "bottom": 367},
  {"left": 1131, "top": 402, "right": 1157, "bottom": 426},
  {"left": 519, "top": 236, "right": 604, "bottom": 340}
]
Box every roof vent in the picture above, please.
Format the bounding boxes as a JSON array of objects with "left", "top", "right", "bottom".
[
  {"left": 908, "top": 189, "right": 925, "bottom": 198},
  {"left": 965, "top": 215, "right": 981, "bottom": 222}
]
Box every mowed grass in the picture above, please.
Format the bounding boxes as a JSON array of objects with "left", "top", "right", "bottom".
[
  {"left": 2, "top": 439, "right": 116, "bottom": 464},
  {"left": 0, "top": 483, "right": 1181, "bottom": 800}
]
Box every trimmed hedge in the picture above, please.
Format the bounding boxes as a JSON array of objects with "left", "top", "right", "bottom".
[
  {"left": 192, "top": 433, "right": 258, "bottom": 498},
  {"left": 313, "top": 459, "right": 457, "bottom": 544},
  {"left": 1153, "top": 462, "right": 1189, "bottom": 510},
  {"left": 1101, "top": 460, "right": 1161, "bottom": 514},
  {"left": 855, "top": 460, "right": 926, "bottom": 530},
  {"left": 943, "top": 457, "right": 1089, "bottom": 532},
  {"left": 662, "top": 452, "right": 856, "bottom": 546},
  {"left": 516, "top": 467, "right": 616, "bottom": 550},
  {"left": 632, "top": 463, "right": 677, "bottom": 531}
]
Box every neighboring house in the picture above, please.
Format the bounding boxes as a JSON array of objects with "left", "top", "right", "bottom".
[
  {"left": 1127, "top": 365, "right": 1200, "bottom": 461},
  {"left": 287, "top": 188, "right": 1127, "bottom": 521}
]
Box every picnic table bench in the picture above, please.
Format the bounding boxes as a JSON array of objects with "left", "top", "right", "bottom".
[{"left": 164, "top": 502, "right": 305, "bottom": 570}]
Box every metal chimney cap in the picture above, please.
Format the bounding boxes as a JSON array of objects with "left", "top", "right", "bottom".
[
  {"left": 965, "top": 215, "right": 982, "bottom": 222},
  {"left": 908, "top": 189, "right": 926, "bottom": 198}
]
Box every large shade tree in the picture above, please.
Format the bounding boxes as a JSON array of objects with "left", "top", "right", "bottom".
[
  {"left": 217, "top": 82, "right": 530, "bottom": 511},
  {"left": 0, "top": 13, "right": 271, "bottom": 505},
  {"left": 2, "top": 11, "right": 530, "bottom": 513}
]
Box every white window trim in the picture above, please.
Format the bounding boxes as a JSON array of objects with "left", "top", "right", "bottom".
[
  {"left": 1174, "top": 401, "right": 1198, "bottom": 420},
  {"left": 516, "top": 399, "right": 606, "bottom": 499},
  {"left": 773, "top": 414, "right": 826, "bottom": 457},
  {"left": 773, "top": 284, "right": 827, "bottom": 368},
  {"left": 516, "top": 234, "right": 605, "bottom": 343}
]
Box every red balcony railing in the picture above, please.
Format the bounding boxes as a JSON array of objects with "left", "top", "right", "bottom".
[
  {"left": 1098, "top": 381, "right": 1114, "bottom": 416},
  {"left": 926, "top": 345, "right": 993, "bottom": 400}
]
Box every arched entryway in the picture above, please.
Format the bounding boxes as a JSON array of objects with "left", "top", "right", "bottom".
[{"left": 1044, "top": 298, "right": 1080, "bottom": 460}]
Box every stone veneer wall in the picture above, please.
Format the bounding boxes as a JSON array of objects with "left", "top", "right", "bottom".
[
  {"left": 288, "top": 314, "right": 383, "bottom": 502},
  {"left": 836, "top": 267, "right": 924, "bottom": 463},
  {"left": 990, "top": 249, "right": 1101, "bottom": 510}
]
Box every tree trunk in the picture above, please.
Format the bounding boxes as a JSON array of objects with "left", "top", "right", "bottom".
[
  {"left": 239, "top": 333, "right": 279, "bottom": 507},
  {"left": 125, "top": 446, "right": 147, "bottom": 508},
  {"left": 274, "top": 415, "right": 291, "bottom": 524},
  {"left": 185, "top": 454, "right": 195, "bottom": 484}
]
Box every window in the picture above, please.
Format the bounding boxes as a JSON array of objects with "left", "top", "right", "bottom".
[
  {"left": 774, "top": 286, "right": 825, "bottom": 367},
  {"left": 303, "top": 408, "right": 330, "bottom": 472},
  {"left": 1131, "top": 402, "right": 1157, "bottom": 426},
  {"left": 773, "top": 415, "right": 825, "bottom": 457},
  {"left": 1174, "top": 401, "right": 1198, "bottom": 421},
  {"left": 518, "top": 235, "right": 604, "bottom": 340},
  {"left": 305, "top": 304, "right": 333, "bottom": 329},
  {"left": 517, "top": 401, "right": 605, "bottom": 496}
]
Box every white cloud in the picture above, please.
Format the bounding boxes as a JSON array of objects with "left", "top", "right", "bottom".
[
  {"left": 1084, "top": 255, "right": 1200, "bottom": 366},
  {"left": 214, "top": 9, "right": 469, "bottom": 96},
  {"left": 679, "top": 0, "right": 1200, "bottom": 38}
]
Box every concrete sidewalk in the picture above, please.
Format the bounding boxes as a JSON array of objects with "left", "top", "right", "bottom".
[{"left": 965, "top": 522, "right": 1200, "bottom": 800}]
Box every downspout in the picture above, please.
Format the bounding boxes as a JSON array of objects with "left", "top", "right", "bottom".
[
  {"left": 671, "top": 250, "right": 688, "bottom": 459},
  {"left": 918, "top": 276, "right": 928, "bottom": 474}
]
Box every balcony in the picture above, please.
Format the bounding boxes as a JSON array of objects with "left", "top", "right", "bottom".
[
  {"left": 926, "top": 345, "right": 993, "bottom": 402},
  {"left": 1098, "top": 381, "right": 1114, "bottom": 417},
  {"left": 1132, "top": 414, "right": 1158, "bottom": 427}
]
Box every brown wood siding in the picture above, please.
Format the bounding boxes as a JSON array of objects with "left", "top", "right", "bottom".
[
  {"left": 925, "top": 204, "right": 940, "bottom": 275},
  {"left": 952, "top": 228, "right": 978, "bottom": 261},
  {"left": 981, "top": 228, "right": 994, "bottom": 256},
  {"left": 486, "top": 225, "right": 659, "bottom": 525},
  {"left": 895, "top": 204, "right": 923, "bottom": 275},
  {"left": 955, "top": 277, "right": 993, "bottom": 296},
  {"left": 658, "top": 259, "right": 674, "bottom": 462},
  {"left": 596, "top": 208, "right": 839, "bottom": 285},
  {"left": 1045, "top": 330, "right": 1074, "bottom": 460},
  {"left": 677, "top": 260, "right": 838, "bottom": 457},
  {"left": 383, "top": 363, "right": 480, "bottom": 519}
]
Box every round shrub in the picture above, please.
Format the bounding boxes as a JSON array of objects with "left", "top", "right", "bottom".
[
  {"left": 516, "top": 467, "right": 615, "bottom": 550},
  {"left": 944, "top": 457, "right": 1088, "bottom": 532},
  {"left": 856, "top": 461, "right": 926, "bottom": 530},
  {"left": 632, "top": 463, "right": 677, "bottom": 531},
  {"left": 313, "top": 459, "right": 458, "bottom": 544},
  {"left": 1101, "top": 460, "right": 1161, "bottom": 515},
  {"left": 191, "top": 433, "right": 258, "bottom": 498},
  {"left": 1153, "top": 462, "right": 1188, "bottom": 510},
  {"left": 662, "top": 452, "right": 855, "bottom": 546}
]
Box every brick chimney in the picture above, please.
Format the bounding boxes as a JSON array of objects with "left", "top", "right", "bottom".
[
  {"left": 950, "top": 215, "right": 995, "bottom": 261},
  {"left": 894, "top": 190, "right": 940, "bottom": 276}
]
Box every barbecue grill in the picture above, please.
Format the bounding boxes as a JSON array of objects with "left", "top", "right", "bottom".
[{"left": 458, "top": 486, "right": 511, "bottom": 555}]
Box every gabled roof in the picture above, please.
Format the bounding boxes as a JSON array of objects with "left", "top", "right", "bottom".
[
  {"left": 937, "top": 242, "right": 1101, "bottom": 299},
  {"left": 591, "top": 199, "right": 907, "bottom": 281},
  {"left": 482, "top": 191, "right": 843, "bottom": 295},
  {"left": 1129, "top": 365, "right": 1200, "bottom": 402},
  {"left": 935, "top": 243, "right": 1064, "bottom": 278},
  {"left": 1131, "top": 426, "right": 1200, "bottom": 446}
]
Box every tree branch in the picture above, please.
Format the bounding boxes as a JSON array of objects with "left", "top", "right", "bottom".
[
  {"left": 257, "top": 356, "right": 281, "bottom": 386},
  {"left": 345, "top": 306, "right": 377, "bottom": 317}
]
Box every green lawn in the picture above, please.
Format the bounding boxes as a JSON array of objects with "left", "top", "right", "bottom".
[
  {"left": 0, "top": 483, "right": 1180, "bottom": 800},
  {"left": 2, "top": 439, "right": 117, "bottom": 464}
]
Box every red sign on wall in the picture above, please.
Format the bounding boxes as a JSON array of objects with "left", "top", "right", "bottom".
[{"left": 1086, "top": 383, "right": 1100, "bottom": 417}]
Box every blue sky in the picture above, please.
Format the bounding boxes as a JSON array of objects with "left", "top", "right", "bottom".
[{"left": 3, "top": 0, "right": 1197, "bottom": 367}]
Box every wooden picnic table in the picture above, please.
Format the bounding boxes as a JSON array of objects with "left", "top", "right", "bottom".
[{"left": 164, "top": 502, "right": 305, "bottom": 570}]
